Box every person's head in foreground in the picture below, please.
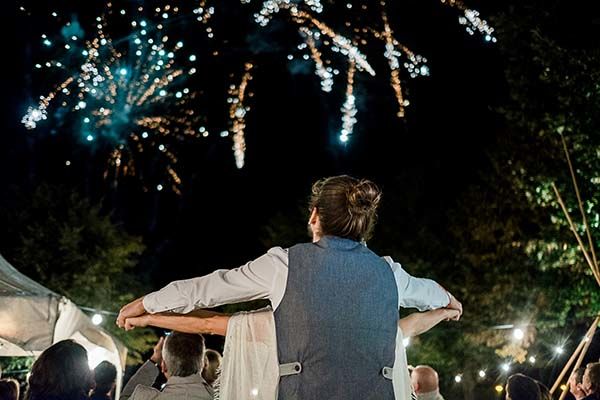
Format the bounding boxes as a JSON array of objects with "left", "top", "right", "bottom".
[
  {"left": 201, "top": 349, "right": 222, "bottom": 386},
  {"left": 0, "top": 378, "right": 20, "bottom": 400},
  {"left": 92, "top": 361, "right": 117, "bottom": 398},
  {"left": 569, "top": 367, "right": 587, "bottom": 400},
  {"left": 161, "top": 332, "right": 206, "bottom": 379},
  {"left": 506, "top": 373, "right": 541, "bottom": 400},
  {"left": 583, "top": 362, "right": 600, "bottom": 396},
  {"left": 25, "top": 339, "right": 93, "bottom": 400},
  {"left": 411, "top": 365, "right": 442, "bottom": 398},
  {"left": 308, "top": 175, "right": 381, "bottom": 243}
]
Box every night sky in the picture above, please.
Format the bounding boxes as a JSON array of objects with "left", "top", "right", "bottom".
[{"left": 1, "top": 0, "right": 504, "bottom": 287}]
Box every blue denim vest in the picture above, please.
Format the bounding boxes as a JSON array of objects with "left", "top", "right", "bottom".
[{"left": 274, "top": 236, "right": 399, "bottom": 399}]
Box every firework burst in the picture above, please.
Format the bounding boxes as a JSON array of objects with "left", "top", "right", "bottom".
[{"left": 22, "top": 3, "right": 202, "bottom": 194}]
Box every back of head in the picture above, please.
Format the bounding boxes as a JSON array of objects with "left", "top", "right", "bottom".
[
  {"left": 162, "top": 332, "right": 205, "bottom": 378},
  {"left": 585, "top": 362, "right": 600, "bottom": 394},
  {"left": 0, "top": 379, "right": 20, "bottom": 400},
  {"left": 573, "top": 367, "right": 586, "bottom": 385},
  {"left": 309, "top": 175, "right": 382, "bottom": 242},
  {"left": 411, "top": 365, "right": 439, "bottom": 394},
  {"left": 506, "top": 373, "right": 541, "bottom": 400},
  {"left": 93, "top": 361, "right": 117, "bottom": 395},
  {"left": 201, "top": 349, "right": 222, "bottom": 385},
  {"left": 25, "top": 339, "right": 93, "bottom": 400}
]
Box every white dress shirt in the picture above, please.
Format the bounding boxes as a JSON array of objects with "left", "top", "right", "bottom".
[{"left": 143, "top": 246, "right": 451, "bottom": 314}]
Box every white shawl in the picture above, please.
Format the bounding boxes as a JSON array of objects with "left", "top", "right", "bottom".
[{"left": 217, "top": 307, "right": 414, "bottom": 400}]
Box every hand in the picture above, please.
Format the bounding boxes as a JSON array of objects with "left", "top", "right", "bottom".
[
  {"left": 444, "top": 309, "right": 461, "bottom": 321},
  {"left": 124, "top": 314, "right": 151, "bottom": 331},
  {"left": 446, "top": 292, "right": 462, "bottom": 321},
  {"left": 150, "top": 336, "right": 165, "bottom": 364},
  {"left": 117, "top": 297, "right": 146, "bottom": 328}
]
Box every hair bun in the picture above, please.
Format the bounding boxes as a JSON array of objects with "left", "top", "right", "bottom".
[{"left": 347, "top": 180, "right": 381, "bottom": 216}]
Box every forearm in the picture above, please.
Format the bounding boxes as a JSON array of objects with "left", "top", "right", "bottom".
[
  {"left": 145, "top": 311, "right": 230, "bottom": 336},
  {"left": 399, "top": 309, "right": 453, "bottom": 337}
]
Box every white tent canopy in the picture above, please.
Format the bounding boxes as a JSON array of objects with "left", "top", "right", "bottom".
[{"left": 0, "top": 254, "right": 127, "bottom": 398}]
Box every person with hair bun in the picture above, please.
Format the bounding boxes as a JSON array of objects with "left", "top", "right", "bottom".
[{"left": 118, "top": 175, "right": 462, "bottom": 400}]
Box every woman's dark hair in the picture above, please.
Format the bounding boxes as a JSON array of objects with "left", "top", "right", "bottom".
[
  {"left": 92, "top": 361, "right": 117, "bottom": 395},
  {"left": 0, "top": 378, "right": 20, "bottom": 400},
  {"left": 25, "top": 340, "right": 93, "bottom": 400},
  {"left": 506, "top": 373, "right": 541, "bottom": 400},
  {"left": 309, "top": 175, "right": 382, "bottom": 242}
]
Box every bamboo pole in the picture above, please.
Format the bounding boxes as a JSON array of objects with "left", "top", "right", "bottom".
[
  {"left": 549, "top": 332, "right": 587, "bottom": 394},
  {"left": 552, "top": 183, "right": 600, "bottom": 286},
  {"left": 557, "top": 316, "right": 600, "bottom": 400},
  {"left": 560, "top": 135, "right": 599, "bottom": 274}
]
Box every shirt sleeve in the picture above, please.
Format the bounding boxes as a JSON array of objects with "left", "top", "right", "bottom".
[
  {"left": 120, "top": 361, "right": 159, "bottom": 400},
  {"left": 383, "top": 256, "right": 451, "bottom": 311},
  {"left": 143, "top": 247, "right": 289, "bottom": 313}
]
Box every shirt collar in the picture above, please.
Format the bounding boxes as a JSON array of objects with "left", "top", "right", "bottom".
[
  {"left": 165, "top": 373, "right": 209, "bottom": 387},
  {"left": 316, "top": 236, "right": 363, "bottom": 250}
]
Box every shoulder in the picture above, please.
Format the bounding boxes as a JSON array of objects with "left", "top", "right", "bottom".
[
  {"left": 131, "top": 384, "right": 161, "bottom": 400},
  {"left": 266, "top": 246, "right": 289, "bottom": 260},
  {"left": 249, "top": 246, "right": 288, "bottom": 270},
  {"left": 381, "top": 255, "right": 404, "bottom": 272}
]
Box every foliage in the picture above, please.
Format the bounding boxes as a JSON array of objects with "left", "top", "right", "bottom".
[{"left": 0, "top": 184, "right": 157, "bottom": 365}]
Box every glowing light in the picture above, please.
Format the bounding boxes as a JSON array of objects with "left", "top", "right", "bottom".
[
  {"left": 86, "top": 135, "right": 94, "bottom": 142},
  {"left": 528, "top": 356, "right": 536, "bottom": 364},
  {"left": 513, "top": 328, "right": 524, "bottom": 340},
  {"left": 141, "top": 132, "right": 149, "bottom": 139},
  {"left": 65, "top": 160, "right": 71, "bottom": 166},
  {"left": 454, "top": 375, "right": 462, "bottom": 383},
  {"left": 91, "top": 314, "right": 103, "bottom": 325},
  {"left": 88, "top": 347, "right": 109, "bottom": 369},
  {"left": 119, "top": 68, "right": 128, "bottom": 76},
  {"left": 560, "top": 384, "right": 567, "bottom": 391},
  {"left": 478, "top": 370, "right": 486, "bottom": 378},
  {"left": 495, "top": 385, "right": 504, "bottom": 393},
  {"left": 555, "top": 346, "right": 564, "bottom": 355},
  {"left": 189, "top": 54, "right": 197, "bottom": 62},
  {"left": 251, "top": 388, "right": 259, "bottom": 397},
  {"left": 156, "top": 184, "right": 163, "bottom": 191},
  {"left": 501, "top": 363, "right": 510, "bottom": 372}
]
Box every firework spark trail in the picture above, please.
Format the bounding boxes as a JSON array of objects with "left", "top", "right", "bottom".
[
  {"left": 293, "top": 10, "right": 375, "bottom": 76},
  {"left": 440, "top": 0, "right": 496, "bottom": 41},
  {"left": 380, "top": 11, "right": 406, "bottom": 118},
  {"left": 229, "top": 63, "right": 254, "bottom": 169},
  {"left": 299, "top": 27, "right": 333, "bottom": 92},
  {"left": 339, "top": 61, "right": 357, "bottom": 143}
]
